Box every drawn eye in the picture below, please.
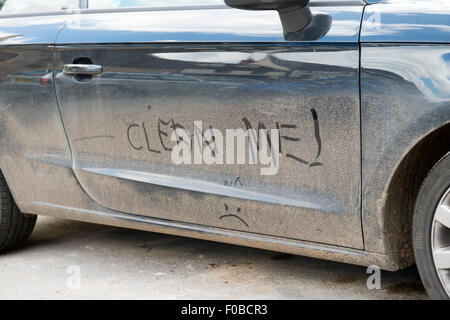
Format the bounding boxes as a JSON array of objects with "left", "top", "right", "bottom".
[
  {"left": 237, "top": 208, "right": 241, "bottom": 213},
  {"left": 224, "top": 204, "right": 228, "bottom": 211}
]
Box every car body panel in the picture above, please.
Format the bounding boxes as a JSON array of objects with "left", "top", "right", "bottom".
[
  {"left": 56, "top": 5, "right": 362, "bottom": 43},
  {"left": 361, "top": 44, "right": 450, "bottom": 257},
  {"left": 53, "top": 6, "right": 364, "bottom": 248},
  {"left": 359, "top": 0, "right": 450, "bottom": 261},
  {"left": 361, "top": 0, "right": 450, "bottom": 43},
  {"left": 0, "top": 14, "right": 71, "bottom": 45},
  {"left": 0, "top": 13, "right": 78, "bottom": 216}
]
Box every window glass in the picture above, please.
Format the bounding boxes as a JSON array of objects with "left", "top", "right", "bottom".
[
  {"left": 88, "top": 0, "right": 224, "bottom": 9},
  {"left": 0, "top": 0, "right": 79, "bottom": 14}
]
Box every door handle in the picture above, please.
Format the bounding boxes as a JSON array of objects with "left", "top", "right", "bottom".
[{"left": 63, "top": 64, "right": 103, "bottom": 76}]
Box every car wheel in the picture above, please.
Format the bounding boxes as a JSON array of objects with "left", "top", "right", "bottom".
[
  {"left": 0, "top": 170, "right": 36, "bottom": 253},
  {"left": 413, "top": 152, "right": 450, "bottom": 300}
]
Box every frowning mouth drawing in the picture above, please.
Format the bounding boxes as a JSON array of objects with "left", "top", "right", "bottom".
[{"left": 220, "top": 203, "right": 249, "bottom": 228}]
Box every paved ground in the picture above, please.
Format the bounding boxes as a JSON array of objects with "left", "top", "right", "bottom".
[{"left": 0, "top": 216, "right": 428, "bottom": 300}]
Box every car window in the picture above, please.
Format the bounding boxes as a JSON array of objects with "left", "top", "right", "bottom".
[
  {"left": 88, "top": 0, "right": 224, "bottom": 9},
  {"left": 0, "top": 0, "right": 79, "bottom": 14}
]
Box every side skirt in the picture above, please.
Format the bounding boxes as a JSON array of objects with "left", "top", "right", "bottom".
[{"left": 20, "top": 201, "right": 399, "bottom": 271}]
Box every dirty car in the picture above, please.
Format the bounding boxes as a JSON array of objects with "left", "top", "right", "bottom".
[{"left": 0, "top": 0, "right": 449, "bottom": 299}]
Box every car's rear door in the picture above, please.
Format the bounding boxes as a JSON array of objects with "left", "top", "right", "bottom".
[{"left": 54, "top": 0, "right": 365, "bottom": 248}]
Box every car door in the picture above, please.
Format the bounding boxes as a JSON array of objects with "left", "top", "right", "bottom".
[{"left": 53, "top": 0, "right": 364, "bottom": 249}]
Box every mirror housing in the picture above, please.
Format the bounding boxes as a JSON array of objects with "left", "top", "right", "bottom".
[
  {"left": 224, "top": 0, "right": 309, "bottom": 10},
  {"left": 225, "top": 0, "right": 312, "bottom": 34}
]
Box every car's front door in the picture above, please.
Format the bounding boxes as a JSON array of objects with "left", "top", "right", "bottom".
[{"left": 54, "top": 1, "right": 364, "bottom": 248}]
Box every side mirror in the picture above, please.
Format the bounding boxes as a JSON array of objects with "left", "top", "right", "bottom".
[{"left": 224, "top": 0, "right": 312, "bottom": 34}]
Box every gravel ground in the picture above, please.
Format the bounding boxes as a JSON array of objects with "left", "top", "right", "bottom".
[{"left": 0, "top": 216, "right": 428, "bottom": 300}]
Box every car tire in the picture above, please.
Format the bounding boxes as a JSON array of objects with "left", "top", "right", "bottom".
[
  {"left": 0, "top": 170, "right": 36, "bottom": 253},
  {"left": 413, "top": 152, "right": 450, "bottom": 300}
]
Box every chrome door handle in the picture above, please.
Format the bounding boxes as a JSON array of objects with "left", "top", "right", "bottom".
[{"left": 63, "top": 64, "right": 103, "bottom": 75}]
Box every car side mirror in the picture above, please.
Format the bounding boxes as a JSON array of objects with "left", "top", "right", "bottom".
[{"left": 224, "top": 0, "right": 312, "bottom": 34}]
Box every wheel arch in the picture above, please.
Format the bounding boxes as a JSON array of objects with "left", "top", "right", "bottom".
[{"left": 379, "top": 120, "right": 450, "bottom": 269}]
